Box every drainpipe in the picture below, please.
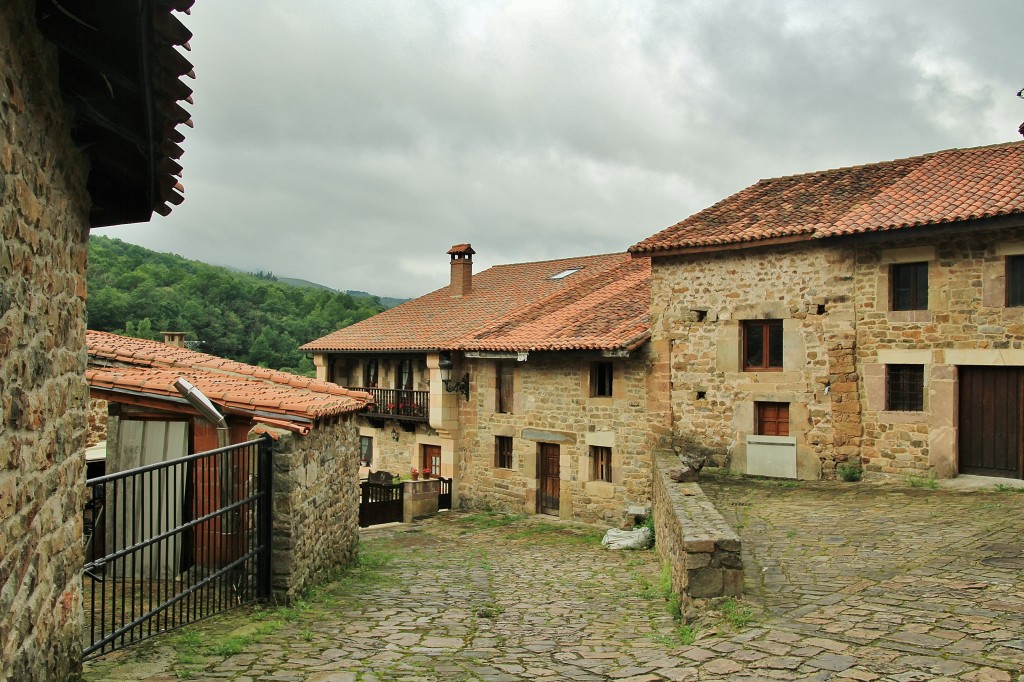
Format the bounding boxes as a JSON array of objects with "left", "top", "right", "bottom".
[
  {"left": 173, "top": 377, "right": 230, "bottom": 448},
  {"left": 174, "top": 378, "right": 236, "bottom": 535}
]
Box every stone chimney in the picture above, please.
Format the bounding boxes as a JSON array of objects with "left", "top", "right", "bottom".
[
  {"left": 162, "top": 331, "right": 187, "bottom": 347},
  {"left": 447, "top": 243, "right": 475, "bottom": 297}
]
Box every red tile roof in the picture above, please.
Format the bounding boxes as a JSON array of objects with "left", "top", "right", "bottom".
[
  {"left": 87, "top": 331, "right": 370, "bottom": 426},
  {"left": 301, "top": 252, "right": 650, "bottom": 353},
  {"left": 630, "top": 142, "right": 1024, "bottom": 256}
]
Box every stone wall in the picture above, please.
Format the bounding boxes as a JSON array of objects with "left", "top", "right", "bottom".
[
  {"left": 85, "top": 398, "right": 108, "bottom": 447},
  {"left": 457, "top": 350, "right": 655, "bottom": 526},
  {"left": 650, "top": 242, "right": 859, "bottom": 479},
  {"left": 855, "top": 223, "right": 1024, "bottom": 476},
  {"left": 652, "top": 453, "right": 742, "bottom": 601},
  {"left": 260, "top": 416, "right": 361, "bottom": 603},
  {"left": 1, "top": 1, "right": 92, "bottom": 679}
]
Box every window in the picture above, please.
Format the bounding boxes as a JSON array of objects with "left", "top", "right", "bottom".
[
  {"left": 421, "top": 444, "right": 441, "bottom": 475},
  {"left": 363, "top": 359, "right": 378, "bottom": 387},
  {"left": 891, "top": 262, "right": 928, "bottom": 311},
  {"left": 396, "top": 359, "right": 413, "bottom": 390},
  {"left": 590, "top": 362, "right": 613, "bottom": 397},
  {"left": 495, "top": 436, "right": 513, "bottom": 469},
  {"left": 496, "top": 363, "right": 514, "bottom": 414},
  {"left": 591, "top": 446, "right": 612, "bottom": 482},
  {"left": 549, "top": 267, "right": 581, "bottom": 280},
  {"left": 886, "top": 365, "right": 924, "bottom": 411},
  {"left": 756, "top": 402, "right": 790, "bottom": 436},
  {"left": 359, "top": 436, "right": 373, "bottom": 466},
  {"left": 743, "top": 320, "right": 783, "bottom": 371},
  {"left": 1007, "top": 256, "right": 1024, "bottom": 307}
]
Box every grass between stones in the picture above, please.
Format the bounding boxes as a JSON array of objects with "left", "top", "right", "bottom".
[
  {"left": 642, "top": 560, "right": 757, "bottom": 648},
  {"left": 84, "top": 541, "right": 397, "bottom": 681},
  {"left": 906, "top": 472, "right": 939, "bottom": 489}
]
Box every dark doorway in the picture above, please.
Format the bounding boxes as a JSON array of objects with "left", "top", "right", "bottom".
[
  {"left": 958, "top": 366, "right": 1024, "bottom": 479},
  {"left": 539, "top": 443, "right": 560, "bottom": 515}
]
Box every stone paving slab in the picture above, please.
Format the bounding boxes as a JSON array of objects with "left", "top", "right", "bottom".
[{"left": 83, "top": 481, "right": 1024, "bottom": 681}]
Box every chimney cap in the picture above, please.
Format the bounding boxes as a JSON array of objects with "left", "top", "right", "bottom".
[{"left": 447, "top": 243, "right": 475, "bottom": 256}]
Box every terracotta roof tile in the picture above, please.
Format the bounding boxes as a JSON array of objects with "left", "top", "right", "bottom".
[
  {"left": 629, "top": 142, "right": 1024, "bottom": 255},
  {"left": 301, "top": 252, "right": 651, "bottom": 353},
  {"left": 86, "top": 330, "right": 369, "bottom": 422}
]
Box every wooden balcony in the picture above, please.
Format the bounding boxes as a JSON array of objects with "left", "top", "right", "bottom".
[{"left": 353, "top": 387, "right": 429, "bottom": 423}]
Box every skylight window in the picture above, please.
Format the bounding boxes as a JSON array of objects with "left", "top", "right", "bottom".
[{"left": 549, "top": 267, "right": 581, "bottom": 280}]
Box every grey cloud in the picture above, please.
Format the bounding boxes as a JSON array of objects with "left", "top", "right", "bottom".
[{"left": 101, "top": 0, "right": 1024, "bottom": 299}]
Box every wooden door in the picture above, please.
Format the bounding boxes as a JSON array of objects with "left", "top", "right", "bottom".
[
  {"left": 539, "top": 443, "right": 560, "bottom": 515},
  {"left": 958, "top": 367, "right": 1024, "bottom": 478},
  {"left": 422, "top": 444, "right": 441, "bottom": 476}
]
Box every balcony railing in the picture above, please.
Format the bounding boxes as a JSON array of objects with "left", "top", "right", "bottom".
[{"left": 353, "top": 387, "right": 429, "bottom": 422}]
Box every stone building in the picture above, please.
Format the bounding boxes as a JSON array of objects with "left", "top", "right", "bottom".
[
  {"left": 630, "top": 142, "right": 1024, "bottom": 481},
  {"left": 85, "top": 331, "right": 371, "bottom": 601},
  {"left": 302, "top": 246, "right": 657, "bottom": 526},
  {"left": 1, "top": 1, "right": 193, "bottom": 678}
]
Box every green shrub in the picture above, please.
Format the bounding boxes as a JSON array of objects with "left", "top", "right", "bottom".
[{"left": 836, "top": 462, "right": 862, "bottom": 482}]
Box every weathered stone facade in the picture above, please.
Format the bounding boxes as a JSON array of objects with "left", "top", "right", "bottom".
[
  {"left": 856, "top": 223, "right": 1024, "bottom": 476},
  {"left": 335, "top": 348, "right": 657, "bottom": 526},
  {"left": 652, "top": 219, "right": 1024, "bottom": 480},
  {"left": 456, "top": 351, "right": 655, "bottom": 526},
  {"left": 261, "top": 416, "right": 361, "bottom": 603},
  {"left": 650, "top": 243, "right": 859, "bottom": 479},
  {"left": 85, "top": 398, "right": 108, "bottom": 448},
  {"left": 1, "top": 1, "right": 91, "bottom": 678},
  {"left": 652, "top": 453, "right": 742, "bottom": 601}
]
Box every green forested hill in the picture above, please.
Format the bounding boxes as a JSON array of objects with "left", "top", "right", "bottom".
[{"left": 87, "top": 236, "right": 386, "bottom": 374}]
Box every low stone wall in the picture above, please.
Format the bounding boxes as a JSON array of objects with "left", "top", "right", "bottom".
[
  {"left": 403, "top": 478, "right": 440, "bottom": 522},
  {"left": 259, "top": 415, "right": 361, "bottom": 603},
  {"left": 653, "top": 452, "right": 742, "bottom": 601}
]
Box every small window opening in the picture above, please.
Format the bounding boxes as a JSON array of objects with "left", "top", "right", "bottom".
[
  {"left": 816, "top": 304, "right": 826, "bottom": 315},
  {"left": 696, "top": 390, "right": 707, "bottom": 400},
  {"left": 549, "top": 268, "right": 582, "bottom": 280}
]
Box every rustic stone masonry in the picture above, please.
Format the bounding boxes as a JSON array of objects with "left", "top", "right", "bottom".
[
  {"left": 457, "top": 350, "right": 655, "bottom": 526},
  {"left": 85, "top": 398, "right": 108, "bottom": 447},
  {"left": 652, "top": 452, "right": 742, "bottom": 601},
  {"left": 1, "top": 2, "right": 92, "bottom": 679},
  {"left": 650, "top": 242, "right": 859, "bottom": 479},
  {"left": 856, "top": 223, "right": 1024, "bottom": 476},
  {"left": 259, "top": 416, "right": 361, "bottom": 603}
]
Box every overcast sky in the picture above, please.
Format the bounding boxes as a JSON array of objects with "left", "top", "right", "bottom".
[{"left": 100, "top": 1, "right": 1023, "bottom": 299}]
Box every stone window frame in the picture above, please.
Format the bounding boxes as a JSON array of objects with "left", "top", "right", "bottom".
[
  {"left": 890, "top": 261, "right": 929, "bottom": 311},
  {"left": 590, "top": 445, "right": 612, "bottom": 482},
  {"left": 877, "top": 246, "right": 935, "bottom": 323},
  {"left": 494, "top": 435, "right": 513, "bottom": 469},
  {"left": 886, "top": 364, "right": 925, "bottom": 412},
  {"left": 864, "top": 350, "right": 932, "bottom": 422},
  {"left": 742, "top": 319, "right": 784, "bottom": 372},
  {"left": 496, "top": 361, "right": 514, "bottom": 414},
  {"left": 1006, "top": 255, "right": 1024, "bottom": 307},
  {"left": 590, "top": 361, "right": 614, "bottom": 397},
  {"left": 755, "top": 401, "right": 790, "bottom": 436}
]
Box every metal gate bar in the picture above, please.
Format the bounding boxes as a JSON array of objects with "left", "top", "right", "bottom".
[{"left": 83, "top": 436, "right": 273, "bottom": 660}]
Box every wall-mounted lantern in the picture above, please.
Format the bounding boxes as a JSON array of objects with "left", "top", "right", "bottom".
[{"left": 438, "top": 352, "right": 470, "bottom": 401}]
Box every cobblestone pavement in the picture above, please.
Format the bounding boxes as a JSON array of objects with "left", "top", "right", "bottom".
[{"left": 84, "top": 479, "right": 1024, "bottom": 682}]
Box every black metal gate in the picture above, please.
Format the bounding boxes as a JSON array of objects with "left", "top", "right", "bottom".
[
  {"left": 359, "top": 481, "right": 404, "bottom": 527},
  {"left": 438, "top": 477, "right": 452, "bottom": 511},
  {"left": 82, "top": 437, "right": 273, "bottom": 660}
]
